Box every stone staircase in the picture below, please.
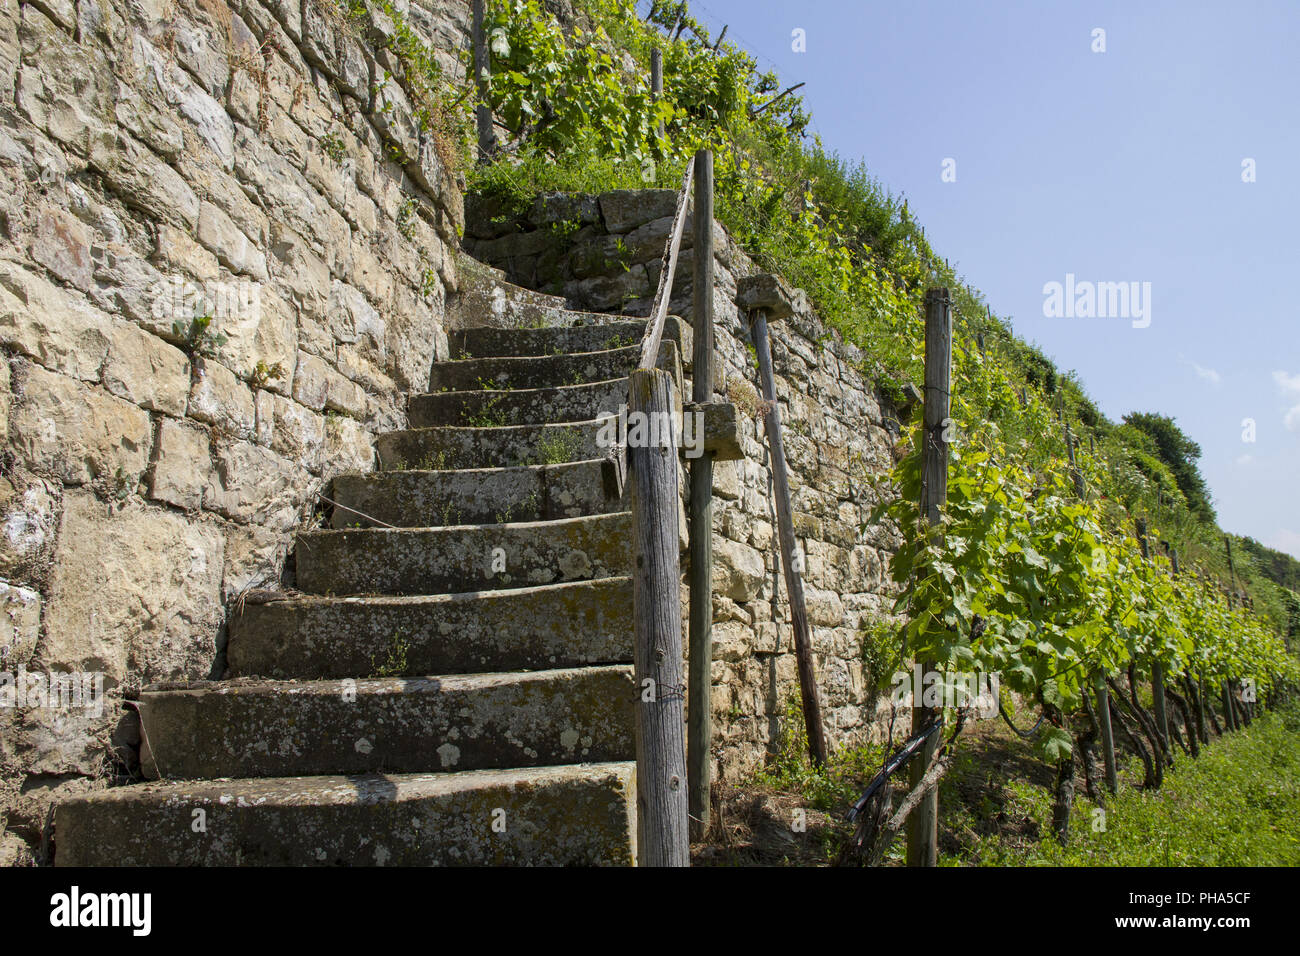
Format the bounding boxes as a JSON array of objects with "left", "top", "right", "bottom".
[{"left": 54, "top": 271, "right": 686, "bottom": 866}]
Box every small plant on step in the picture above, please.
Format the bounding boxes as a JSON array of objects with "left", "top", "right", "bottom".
[
  {"left": 465, "top": 394, "right": 508, "bottom": 428},
  {"left": 370, "top": 630, "right": 411, "bottom": 678},
  {"left": 533, "top": 429, "right": 581, "bottom": 466},
  {"left": 418, "top": 449, "right": 449, "bottom": 470}
]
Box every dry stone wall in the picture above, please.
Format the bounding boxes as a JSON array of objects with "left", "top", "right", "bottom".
[
  {"left": 0, "top": 0, "right": 468, "bottom": 863},
  {"left": 465, "top": 189, "right": 909, "bottom": 784}
]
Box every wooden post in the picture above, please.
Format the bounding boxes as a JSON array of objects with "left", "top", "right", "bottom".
[
  {"left": 650, "top": 47, "right": 663, "bottom": 138},
  {"left": 1137, "top": 519, "right": 1171, "bottom": 762},
  {"left": 687, "top": 149, "right": 714, "bottom": 842},
  {"left": 1095, "top": 672, "right": 1119, "bottom": 795},
  {"left": 471, "top": 0, "right": 496, "bottom": 164},
  {"left": 628, "top": 367, "right": 689, "bottom": 866},
  {"left": 906, "top": 288, "right": 951, "bottom": 868},
  {"left": 1065, "top": 422, "right": 1085, "bottom": 497},
  {"left": 749, "top": 307, "right": 828, "bottom": 768}
]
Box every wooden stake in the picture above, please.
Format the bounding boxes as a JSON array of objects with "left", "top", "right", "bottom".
[
  {"left": 687, "top": 150, "right": 714, "bottom": 842},
  {"left": 907, "top": 288, "right": 951, "bottom": 868},
  {"left": 749, "top": 307, "right": 828, "bottom": 768},
  {"left": 471, "top": 0, "right": 496, "bottom": 165},
  {"left": 1137, "top": 519, "right": 1171, "bottom": 762},
  {"left": 650, "top": 48, "right": 663, "bottom": 138},
  {"left": 628, "top": 368, "right": 689, "bottom": 866},
  {"left": 1095, "top": 672, "right": 1119, "bottom": 795}
]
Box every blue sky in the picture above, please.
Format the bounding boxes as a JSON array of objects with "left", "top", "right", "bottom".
[{"left": 675, "top": 0, "right": 1300, "bottom": 558}]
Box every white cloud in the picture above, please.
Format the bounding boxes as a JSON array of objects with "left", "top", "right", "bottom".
[
  {"left": 1264, "top": 529, "right": 1300, "bottom": 561},
  {"left": 1190, "top": 361, "right": 1221, "bottom": 386},
  {"left": 1275, "top": 370, "right": 1300, "bottom": 430}
]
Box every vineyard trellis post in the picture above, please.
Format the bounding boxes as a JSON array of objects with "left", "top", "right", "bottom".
[
  {"left": 1136, "top": 519, "right": 1171, "bottom": 761},
  {"left": 1095, "top": 672, "right": 1119, "bottom": 795},
  {"left": 687, "top": 149, "right": 715, "bottom": 841},
  {"left": 650, "top": 47, "right": 664, "bottom": 138},
  {"left": 906, "top": 287, "right": 951, "bottom": 868},
  {"left": 471, "top": 0, "right": 497, "bottom": 164}
]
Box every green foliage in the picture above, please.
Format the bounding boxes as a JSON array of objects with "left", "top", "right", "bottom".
[
  {"left": 1123, "top": 412, "right": 1216, "bottom": 521},
  {"left": 860, "top": 619, "right": 904, "bottom": 693},
  {"left": 172, "top": 313, "right": 227, "bottom": 358},
  {"left": 871, "top": 342, "right": 1295, "bottom": 732}
]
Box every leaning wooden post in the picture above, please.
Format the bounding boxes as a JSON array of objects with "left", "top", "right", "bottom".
[
  {"left": 628, "top": 367, "right": 690, "bottom": 866},
  {"left": 687, "top": 149, "right": 715, "bottom": 841},
  {"left": 907, "top": 287, "right": 952, "bottom": 868},
  {"left": 471, "top": 0, "right": 496, "bottom": 164},
  {"left": 1137, "top": 519, "right": 1171, "bottom": 763},
  {"left": 738, "top": 274, "right": 828, "bottom": 768}
]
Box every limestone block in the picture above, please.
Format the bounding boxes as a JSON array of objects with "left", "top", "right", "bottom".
[
  {"left": 0, "top": 580, "right": 41, "bottom": 668},
  {"left": 204, "top": 437, "right": 312, "bottom": 532},
  {"left": 42, "top": 489, "right": 225, "bottom": 685},
  {"left": 148, "top": 418, "right": 212, "bottom": 510},
  {"left": 188, "top": 356, "right": 256, "bottom": 440},
  {"left": 0, "top": 258, "right": 111, "bottom": 381},
  {"left": 598, "top": 190, "right": 676, "bottom": 233},
  {"left": 292, "top": 351, "right": 368, "bottom": 419},
  {"left": 101, "top": 320, "right": 191, "bottom": 416},
  {"left": 196, "top": 201, "right": 268, "bottom": 280},
  {"left": 10, "top": 363, "right": 152, "bottom": 488}
]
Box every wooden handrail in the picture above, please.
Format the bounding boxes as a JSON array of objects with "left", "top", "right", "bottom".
[{"left": 638, "top": 162, "right": 695, "bottom": 370}]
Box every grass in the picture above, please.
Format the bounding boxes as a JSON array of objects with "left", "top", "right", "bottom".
[
  {"left": 695, "top": 698, "right": 1300, "bottom": 867},
  {"left": 949, "top": 702, "right": 1300, "bottom": 866}
]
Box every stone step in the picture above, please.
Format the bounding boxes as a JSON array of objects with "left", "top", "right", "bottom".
[
  {"left": 329, "top": 460, "right": 617, "bottom": 529},
  {"left": 428, "top": 345, "right": 645, "bottom": 393},
  {"left": 450, "top": 252, "right": 577, "bottom": 329},
  {"left": 375, "top": 420, "right": 607, "bottom": 472},
  {"left": 136, "top": 665, "right": 635, "bottom": 779},
  {"left": 55, "top": 762, "right": 636, "bottom": 866},
  {"left": 447, "top": 315, "right": 687, "bottom": 360},
  {"left": 412, "top": 340, "right": 679, "bottom": 428},
  {"left": 449, "top": 319, "right": 649, "bottom": 359},
  {"left": 409, "top": 378, "right": 631, "bottom": 429},
  {"left": 295, "top": 512, "right": 630, "bottom": 595},
  {"left": 226, "top": 578, "right": 634, "bottom": 680}
]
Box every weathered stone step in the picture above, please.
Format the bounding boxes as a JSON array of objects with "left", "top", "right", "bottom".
[
  {"left": 413, "top": 340, "right": 679, "bottom": 428},
  {"left": 56, "top": 762, "right": 636, "bottom": 866},
  {"left": 449, "top": 319, "right": 647, "bottom": 359},
  {"left": 429, "top": 345, "right": 644, "bottom": 393},
  {"left": 137, "top": 666, "right": 635, "bottom": 779},
  {"left": 329, "top": 460, "right": 617, "bottom": 529},
  {"left": 295, "top": 512, "right": 630, "bottom": 595},
  {"left": 226, "top": 578, "right": 634, "bottom": 680},
  {"left": 375, "top": 420, "right": 606, "bottom": 472},
  {"left": 409, "top": 378, "right": 630, "bottom": 428},
  {"left": 451, "top": 252, "right": 578, "bottom": 329},
  {"left": 447, "top": 315, "right": 687, "bottom": 360}
]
